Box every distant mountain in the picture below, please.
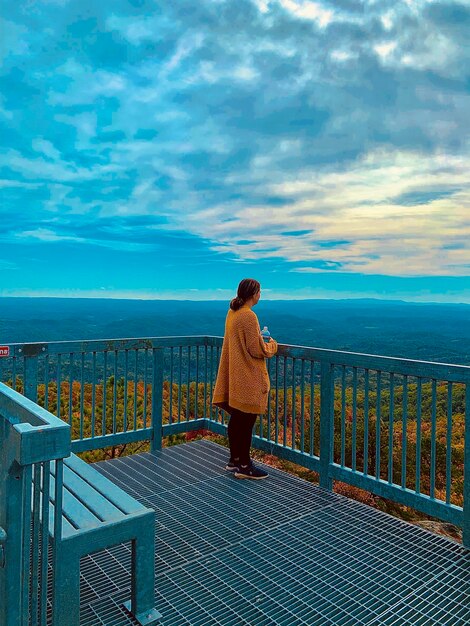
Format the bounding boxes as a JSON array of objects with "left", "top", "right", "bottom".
[{"left": 0, "top": 297, "right": 469, "bottom": 365}]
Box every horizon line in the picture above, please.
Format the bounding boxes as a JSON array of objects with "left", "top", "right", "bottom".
[{"left": 0, "top": 295, "right": 469, "bottom": 306}]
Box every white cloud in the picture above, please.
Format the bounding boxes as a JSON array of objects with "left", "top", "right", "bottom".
[
  {"left": 17, "top": 228, "right": 75, "bottom": 242},
  {"left": 395, "top": 31, "right": 460, "bottom": 75},
  {"left": 0, "top": 179, "right": 41, "bottom": 189},
  {"left": 279, "top": 0, "right": 334, "bottom": 27},
  {"left": 32, "top": 139, "right": 61, "bottom": 160},
  {"left": 106, "top": 15, "right": 156, "bottom": 44},
  {"left": 380, "top": 12, "right": 394, "bottom": 31},
  {"left": 253, "top": 0, "right": 271, "bottom": 13},
  {"left": 48, "top": 64, "right": 126, "bottom": 106},
  {"left": 330, "top": 50, "right": 355, "bottom": 62},
  {"left": 15, "top": 227, "right": 158, "bottom": 252},
  {"left": 1, "top": 19, "right": 30, "bottom": 57},
  {"left": 178, "top": 147, "right": 470, "bottom": 277},
  {"left": 0, "top": 148, "right": 121, "bottom": 184},
  {"left": 374, "top": 41, "right": 397, "bottom": 59},
  {"left": 160, "top": 33, "right": 205, "bottom": 77},
  {"left": 191, "top": 60, "right": 259, "bottom": 84},
  {"left": 233, "top": 64, "right": 259, "bottom": 81}
]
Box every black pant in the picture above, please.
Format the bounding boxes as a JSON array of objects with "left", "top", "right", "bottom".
[{"left": 227, "top": 408, "right": 258, "bottom": 466}]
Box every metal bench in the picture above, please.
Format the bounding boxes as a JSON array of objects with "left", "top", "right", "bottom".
[
  {"left": 0, "top": 382, "right": 161, "bottom": 626},
  {"left": 48, "top": 453, "right": 161, "bottom": 626}
]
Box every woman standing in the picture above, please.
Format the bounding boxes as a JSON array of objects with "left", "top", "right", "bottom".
[{"left": 212, "top": 278, "right": 278, "bottom": 479}]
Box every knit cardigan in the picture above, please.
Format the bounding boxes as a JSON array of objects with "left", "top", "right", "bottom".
[{"left": 212, "top": 305, "right": 278, "bottom": 415}]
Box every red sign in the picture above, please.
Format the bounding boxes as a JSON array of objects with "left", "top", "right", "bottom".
[{"left": 0, "top": 346, "right": 10, "bottom": 357}]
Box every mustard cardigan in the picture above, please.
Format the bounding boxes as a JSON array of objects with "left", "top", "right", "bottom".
[{"left": 212, "top": 305, "right": 278, "bottom": 415}]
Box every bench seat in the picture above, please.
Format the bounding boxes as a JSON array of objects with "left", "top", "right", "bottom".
[
  {"left": 48, "top": 454, "right": 147, "bottom": 538},
  {"left": 0, "top": 380, "right": 160, "bottom": 626},
  {"left": 45, "top": 453, "right": 161, "bottom": 626}
]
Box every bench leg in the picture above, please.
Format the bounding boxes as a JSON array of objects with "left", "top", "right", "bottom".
[
  {"left": 123, "top": 532, "right": 161, "bottom": 625},
  {"left": 52, "top": 551, "right": 80, "bottom": 626}
]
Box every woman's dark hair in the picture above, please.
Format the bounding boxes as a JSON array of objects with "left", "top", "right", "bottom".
[{"left": 230, "top": 278, "right": 261, "bottom": 311}]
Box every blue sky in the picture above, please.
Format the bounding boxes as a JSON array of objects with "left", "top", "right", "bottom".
[{"left": 1, "top": 0, "right": 469, "bottom": 302}]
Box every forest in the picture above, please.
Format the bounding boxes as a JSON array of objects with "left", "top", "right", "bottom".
[{"left": 6, "top": 373, "right": 463, "bottom": 539}]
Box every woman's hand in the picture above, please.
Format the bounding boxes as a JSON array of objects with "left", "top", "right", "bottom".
[{"left": 260, "top": 334, "right": 274, "bottom": 343}]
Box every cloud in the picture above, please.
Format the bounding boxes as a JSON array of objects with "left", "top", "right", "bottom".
[
  {"left": 182, "top": 147, "right": 470, "bottom": 276},
  {"left": 0, "top": 19, "right": 30, "bottom": 57},
  {"left": 278, "top": 0, "right": 334, "bottom": 26},
  {"left": 17, "top": 228, "right": 77, "bottom": 243},
  {"left": 106, "top": 14, "right": 157, "bottom": 44},
  {"left": 0, "top": 0, "right": 469, "bottom": 287},
  {"left": 32, "top": 138, "right": 62, "bottom": 160}
]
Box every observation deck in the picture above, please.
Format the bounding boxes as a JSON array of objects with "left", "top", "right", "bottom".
[
  {"left": 86, "top": 439, "right": 469, "bottom": 626},
  {"left": 1, "top": 336, "right": 469, "bottom": 625}
]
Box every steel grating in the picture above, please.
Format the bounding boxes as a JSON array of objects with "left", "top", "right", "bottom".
[
  {"left": 74, "top": 439, "right": 469, "bottom": 625},
  {"left": 373, "top": 554, "right": 470, "bottom": 626}
]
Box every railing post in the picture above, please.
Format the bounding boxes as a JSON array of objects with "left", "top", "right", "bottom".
[
  {"left": 151, "top": 348, "right": 164, "bottom": 452},
  {"left": 319, "top": 361, "right": 334, "bottom": 490},
  {"left": 463, "top": 383, "right": 470, "bottom": 547},
  {"left": 0, "top": 419, "right": 30, "bottom": 626},
  {"left": 24, "top": 354, "right": 39, "bottom": 403}
]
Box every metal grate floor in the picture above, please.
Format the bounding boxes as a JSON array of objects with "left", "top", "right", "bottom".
[{"left": 74, "top": 439, "right": 469, "bottom": 625}]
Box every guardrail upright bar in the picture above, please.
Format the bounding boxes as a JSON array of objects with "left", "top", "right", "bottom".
[
  {"left": 463, "top": 383, "right": 470, "bottom": 548},
  {"left": 151, "top": 347, "right": 164, "bottom": 452},
  {"left": 24, "top": 351, "right": 39, "bottom": 403},
  {"left": 0, "top": 420, "right": 29, "bottom": 626},
  {"left": 319, "top": 361, "right": 334, "bottom": 490}
]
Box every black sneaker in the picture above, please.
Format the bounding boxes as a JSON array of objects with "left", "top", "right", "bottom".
[
  {"left": 234, "top": 463, "right": 268, "bottom": 480},
  {"left": 225, "top": 460, "right": 240, "bottom": 472}
]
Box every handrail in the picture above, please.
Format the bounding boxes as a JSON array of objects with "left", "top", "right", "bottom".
[
  {"left": 0, "top": 335, "right": 469, "bottom": 544},
  {"left": 0, "top": 383, "right": 71, "bottom": 626},
  {"left": 0, "top": 382, "right": 70, "bottom": 464},
  {"left": 4, "top": 335, "right": 212, "bottom": 355},
  {"left": 4, "top": 335, "right": 469, "bottom": 381},
  {"left": 206, "top": 336, "right": 470, "bottom": 383}
]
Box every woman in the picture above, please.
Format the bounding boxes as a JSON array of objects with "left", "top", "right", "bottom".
[{"left": 212, "top": 278, "right": 278, "bottom": 479}]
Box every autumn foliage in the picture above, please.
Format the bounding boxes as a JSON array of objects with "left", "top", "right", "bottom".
[{"left": 8, "top": 376, "right": 465, "bottom": 524}]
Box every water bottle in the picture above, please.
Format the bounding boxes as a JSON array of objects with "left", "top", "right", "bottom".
[{"left": 261, "top": 326, "right": 271, "bottom": 343}]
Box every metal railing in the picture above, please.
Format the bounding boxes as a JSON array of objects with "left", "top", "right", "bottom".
[
  {"left": 0, "top": 382, "right": 70, "bottom": 626},
  {"left": 1, "top": 335, "right": 469, "bottom": 545}
]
